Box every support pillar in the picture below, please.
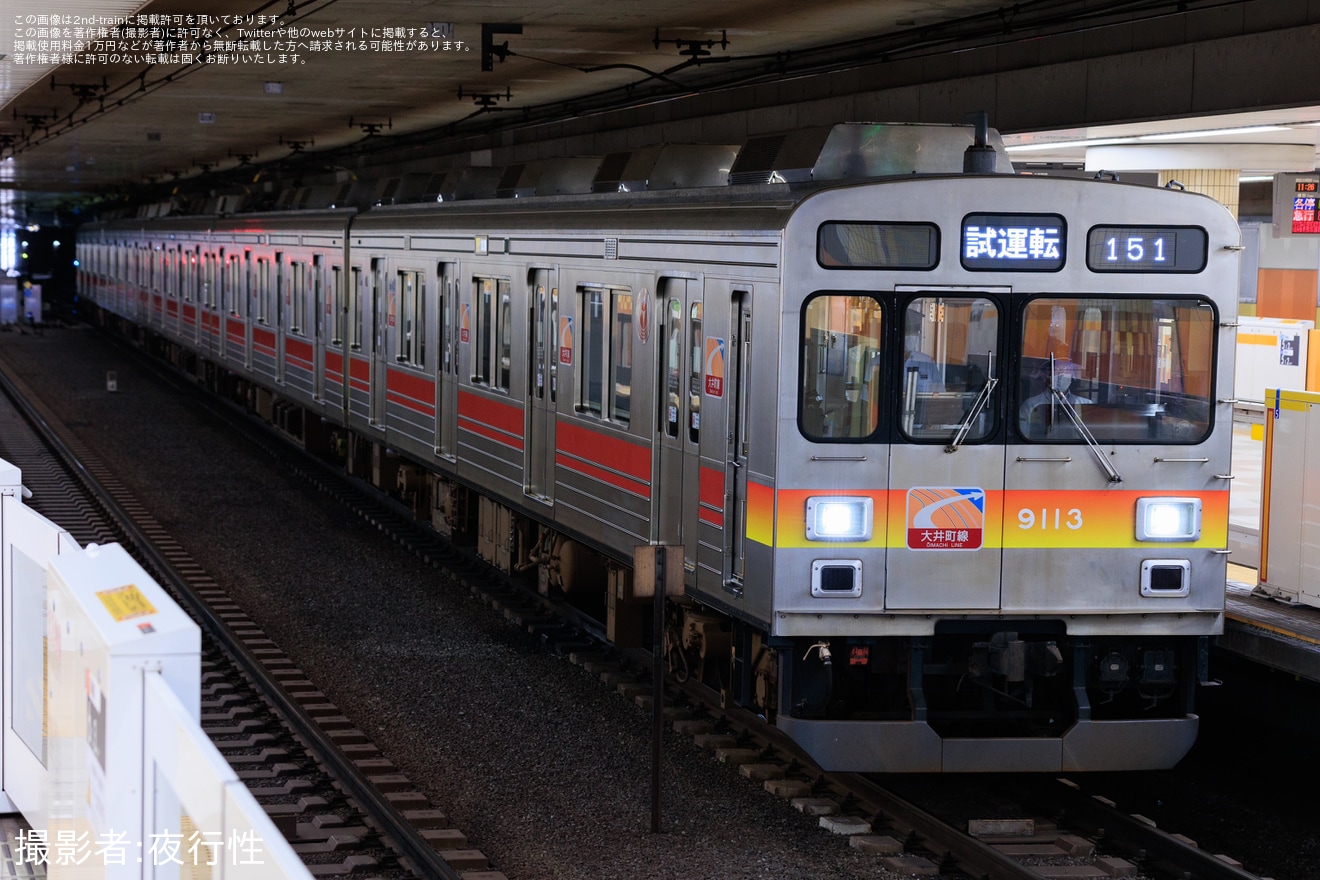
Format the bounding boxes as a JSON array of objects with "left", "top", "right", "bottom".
[{"left": 1158, "top": 169, "right": 1240, "bottom": 218}]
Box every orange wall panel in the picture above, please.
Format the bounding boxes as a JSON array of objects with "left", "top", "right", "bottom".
[{"left": 1256, "top": 268, "right": 1319, "bottom": 322}]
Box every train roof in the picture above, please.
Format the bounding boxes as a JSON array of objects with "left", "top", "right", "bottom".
[{"left": 80, "top": 171, "right": 1239, "bottom": 241}]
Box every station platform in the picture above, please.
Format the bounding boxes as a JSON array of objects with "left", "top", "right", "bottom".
[{"left": 1220, "top": 413, "right": 1320, "bottom": 683}]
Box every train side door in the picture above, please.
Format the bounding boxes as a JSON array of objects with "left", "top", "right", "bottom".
[
  {"left": 725, "top": 290, "right": 752, "bottom": 587},
  {"left": 215, "top": 249, "right": 226, "bottom": 360},
  {"left": 885, "top": 291, "right": 1007, "bottom": 610},
  {"left": 436, "top": 262, "right": 459, "bottom": 459},
  {"left": 275, "top": 251, "right": 287, "bottom": 386},
  {"left": 524, "top": 267, "right": 557, "bottom": 502},
  {"left": 243, "top": 250, "right": 255, "bottom": 371},
  {"left": 370, "top": 258, "right": 388, "bottom": 428},
  {"left": 654, "top": 278, "right": 703, "bottom": 578},
  {"left": 346, "top": 264, "right": 369, "bottom": 426},
  {"left": 312, "top": 254, "right": 325, "bottom": 402}
]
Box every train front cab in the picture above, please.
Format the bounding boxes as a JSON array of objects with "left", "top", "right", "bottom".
[{"left": 766, "top": 177, "right": 1239, "bottom": 772}]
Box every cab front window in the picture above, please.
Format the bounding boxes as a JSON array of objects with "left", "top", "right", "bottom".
[
  {"left": 1016, "top": 297, "right": 1215, "bottom": 443},
  {"left": 799, "top": 294, "right": 883, "bottom": 441},
  {"left": 900, "top": 296, "right": 999, "bottom": 442}
]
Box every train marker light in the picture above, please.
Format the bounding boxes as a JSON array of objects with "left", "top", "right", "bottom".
[
  {"left": 1135, "top": 497, "right": 1201, "bottom": 542},
  {"left": 806, "top": 496, "right": 873, "bottom": 542}
]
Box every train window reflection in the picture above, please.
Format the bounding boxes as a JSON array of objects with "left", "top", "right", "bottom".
[
  {"left": 900, "top": 297, "right": 998, "bottom": 442},
  {"left": 799, "top": 294, "right": 883, "bottom": 441},
  {"left": 1016, "top": 297, "right": 1215, "bottom": 444}
]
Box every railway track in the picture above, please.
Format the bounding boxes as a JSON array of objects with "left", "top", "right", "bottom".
[
  {"left": 0, "top": 329, "right": 1273, "bottom": 880},
  {"left": 0, "top": 355, "right": 479, "bottom": 880}
]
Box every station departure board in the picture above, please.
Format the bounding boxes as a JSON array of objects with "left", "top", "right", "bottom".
[
  {"left": 1293, "top": 179, "right": 1320, "bottom": 234},
  {"left": 1272, "top": 173, "right": 1320, "bottom": 236}
]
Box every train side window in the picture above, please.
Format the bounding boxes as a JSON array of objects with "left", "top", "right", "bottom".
[
  {"left": 798, "top": 293, "right": 883, "bottom": 441},
  {"left": 1015, "top": 296, "right": 1216, "bottom": 444},
  {"left": 474, "top": 278, "right": 493, "bottom": 384},
  {"left": 212, "top": 251, "right": 223, "bottom": 310},
  {"left": 472, "top": 276, "right": 509, "bottom": 389},
  {"left": 227, "top": 255, "right": 240, "bottom": 316},
  {"left": 900, "top": 296, "right": 999, "bottom": 442},
  {"left": 550, "top": 286, "right": 559, "bottom": 403},
  {"left": 331, "top": 266, "right": 344, "bottom": 344},
  {"left": 397, "top": 269, "right": 424, "bottom": 366},
  {"left": 350, "top": 266, "right": 363, "bottom": 349},
  {"left": 576, "top": 284, "right": 631, "bottom": 424},
  {"left": 662, "top": 297, "right": 681, "bottom": 439},
  {"left": 290, "top": 261, "right": 305, "bottom": 334},
  {"left": 255, "top": 258, "right": 269, "bottom": 324},
  {"left": 612, "top": 292, "right": 633, "bottom": 424},
  {"left": 579, "top": 287, "right": 605, "bottom": 415},
  {"left": 497, "top": 280, "right": 511, "bottom": 390},
  {"left": 312, "top": 255, "right": 324, "bottom": 342},
  {"left": 274, "top": 252, "right": 284, "bottom": 328},
  {"left": 688, "top": 302, "right": 702, "bottom": 443}
]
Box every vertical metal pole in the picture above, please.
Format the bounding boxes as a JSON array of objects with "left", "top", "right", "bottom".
[{"left": 651, "top": 544, "right": 664, "bottom": 833}]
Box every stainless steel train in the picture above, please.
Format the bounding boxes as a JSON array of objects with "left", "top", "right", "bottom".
[{"left": 76, "top": 123, "right": 1239, "bottom": 772}]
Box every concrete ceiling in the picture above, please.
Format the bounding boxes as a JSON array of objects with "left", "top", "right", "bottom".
[{"left": 3, "top": 0, "right": 1320, "bottom": 224}]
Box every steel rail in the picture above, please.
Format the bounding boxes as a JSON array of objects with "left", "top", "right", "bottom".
[{"left": 0, "top": 364, "right": 461, "bottom": 880}]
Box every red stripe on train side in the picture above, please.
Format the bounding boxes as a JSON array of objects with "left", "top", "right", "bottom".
[
  {"left": 459, "top": 389, "right": 523, "bottom": 436},
  {"left": 386, "top": 367, "right": 436, "bottom": 418},
  {"left": 457, "top": 390, "right": 524, "bottom": 450},
  {"left": 226, "top": 317, "right": 245, "bottom": 345},
  {"left": 253, "top": 326, "right": 277, "bottom": 356},
  {"left": 182, "top": 304, "right": 196, "bottom": 326},
  {"left": 348, "top": 355, "right": 370, "bottom": 392},
  {"left": 325, "top": 350, "right": 344, "bottom": 382},
  {"left": 555, "top": 421, "right": 650, "bottom": 499},
  {"left": 699, "top": 465, "right": 725, "bottom": 527},
  {"left": 285, "top": 337, "right": 314, "bottom": 370}
]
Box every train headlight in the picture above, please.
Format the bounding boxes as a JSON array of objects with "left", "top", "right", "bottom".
[
  {"left": 1135, "top": 497, "right": 1201, "bottom": 542},
  {"left": 805, "top": 496, "right": 873, "bottom": 542}
]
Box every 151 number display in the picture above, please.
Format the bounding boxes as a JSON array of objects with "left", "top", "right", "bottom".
[{"left": 1086, "top": 226, "right": 1207, "bottom": 273}]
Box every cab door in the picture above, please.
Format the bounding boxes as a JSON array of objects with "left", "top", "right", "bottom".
[
  {"left": 654, "top": 278, "right": 703, "bottom": 578},
  {"left": 524, "top": 267, "right": 557, "bottom": 502},
  {"left": 885, "top": 290, "right": 1006, "bottom": 610}
]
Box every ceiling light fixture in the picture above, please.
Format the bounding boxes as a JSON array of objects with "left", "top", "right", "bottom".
[
  {"left": 1004, "top": 137, "right": 1139, "bottom": 153},
  {"left": 1137, "top": 125, "right": 1290, "bottom": 141}
]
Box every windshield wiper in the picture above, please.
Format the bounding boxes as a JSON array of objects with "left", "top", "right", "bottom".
[
  {"left": 946, "top": 351, "right": 997, "bottom": 453},
  {"left": 946, "top": 376, "right": 998, "bottom": 453},
  {"left": 1050, "top": 389, "right": 1122, "bottom": 483}
]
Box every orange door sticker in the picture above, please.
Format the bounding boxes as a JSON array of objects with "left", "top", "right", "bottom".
[
  {"left": 559, "top": 316, "right": 574, "bottom": 365},
  {"left": 704, "top": 336, "right": 725, "bottom": 398}
]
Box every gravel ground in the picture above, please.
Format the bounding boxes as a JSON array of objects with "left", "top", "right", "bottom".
[{"left": 0, "top": 325, "right": 904, "bottom": 880}]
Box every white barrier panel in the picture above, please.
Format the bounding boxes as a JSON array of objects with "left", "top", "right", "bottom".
[
  {"left": 43, "top": 543, "right": 200, "bottom": 879},
  {"left": 0, "top": 451, "right": 313, "bottom": 879},
  {"left": 35, "top": 541, "right": 312, "bottom": 880},
  {"left": 1235, "top": 316, "right": 1314, "bottom": 403},
  {"left": 143, "top": 673, "right": 313, "bottom": 880},
  {"left": 1, "top": 459, "right": 78, "bottom": 819},
  {"left": 1255, "top": 388, "right": 1320, "bottom": 609}
]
